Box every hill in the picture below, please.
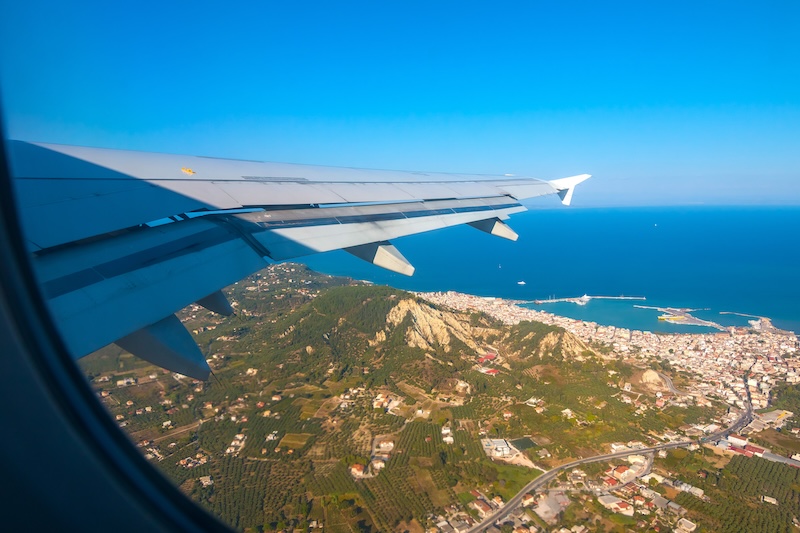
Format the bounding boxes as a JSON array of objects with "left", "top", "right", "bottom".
[{"left": 80, "top": 264, "right": 722, "bottom": 532}]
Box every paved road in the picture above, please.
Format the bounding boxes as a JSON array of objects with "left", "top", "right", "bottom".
[
  {"left": 655, "top": 371, "right": 697, "bottom": 397},
  {"left": 467, "top": 404, "right": 753, "bottom": 532}
]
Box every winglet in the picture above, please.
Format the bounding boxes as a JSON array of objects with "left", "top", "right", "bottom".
[{"left": 549, "top": 174, "right": 591, "bottom": 206}]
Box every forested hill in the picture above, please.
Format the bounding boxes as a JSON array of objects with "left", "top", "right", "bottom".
[{"left": 213, "top": 280, "right": 592, "bottom": 395}]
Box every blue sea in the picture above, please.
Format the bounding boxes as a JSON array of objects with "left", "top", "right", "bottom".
[{"left": 297, "top": 206, "right": 800, "bottom": 334}]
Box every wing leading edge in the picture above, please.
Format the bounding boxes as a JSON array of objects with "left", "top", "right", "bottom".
[{"left": 9, "top": 141, "right": 589, "bottom": 379}]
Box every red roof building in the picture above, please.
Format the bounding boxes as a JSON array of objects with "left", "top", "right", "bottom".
[{"left": 744, "top": 444, "right": 765, "bottom": 456}]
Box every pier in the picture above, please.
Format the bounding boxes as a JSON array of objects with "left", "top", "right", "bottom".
[
  {"left": 635, "top": 305, "right": 727, "bottom": 331},
  {"left": 531, "top": 294, "right": 646, "bottom": 306}
]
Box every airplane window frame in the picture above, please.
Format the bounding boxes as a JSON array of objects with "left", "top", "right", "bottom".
[{"left": 0, "top": 124, "right": 230, "bottom": 531}]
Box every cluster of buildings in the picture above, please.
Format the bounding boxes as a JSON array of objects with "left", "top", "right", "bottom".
[
  {"left": 224, "top": 433, "right": 247, "bottom": 456},
  {"left": 351, "top": 438, "right": 395, "bottom": 479},
  {"left": 177, "top": 452, "right": 209, "bottom": 469},
  {"left": 372, "top": 392, "right": 403, "bottom": 412},
  {"left": 441, "top": 425, "right": 455, "bottom": 445},
  {"left": 467, "top": 490, "right": 505, "bottom": 519},
  {"left": 713, "top": 431, "right": 800, "bottom": 468},
  {"left": 427, "top": 490, "right": 517, "bottom": 533},
  {"left": 575, "top": 465, "right": 696, "bottom": 526},
  {"left": 476, "top": 352, "right": 500, "bottom": 376}
]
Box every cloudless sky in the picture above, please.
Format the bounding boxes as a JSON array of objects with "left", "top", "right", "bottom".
[{"left": 1, "top": 1, "right": 799, "bottom": 205}]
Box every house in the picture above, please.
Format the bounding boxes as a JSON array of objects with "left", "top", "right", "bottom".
[
  {"left": 443, "top": 435, "right": 454, "bottom": 444},
  {"left": 667, "top": 501, "right": 687, "bottom": 515},
  {"left": 728, "top": 434, "right": 748, "bottom": 448},
  {"left": 450, "top": 520, "right": 470, "bottom": 533},
  {"left": 612, "top": 465, "right": 636, "bottom": 484},
  {"left": 521, "top": 493, "right": 536, "bottom": 507},
  {"left": 730, "top": 446, "right": 754, "bottom": 457},
  {"left": 436, "top": 521, "right": 455, "bottom": 533},
  {"left": 553, "top": 492, "right": 570, "bottom": 508},
  {"left": 616, "top": 500, "right": 633, "bottom": 515},
  {"left": 602, "top": 476, "right": 620, "bottom": 488},
  {"left": 350, "top": 464, "right": 366, "bottom": 478},
  {"left": 745, "top": 444, "right": 766, "bottom": 457},
  {"left": 676, "top": 518, "right": 697, "bottom": 532},
  {"left": 597, "top": 495, "right": 633, "bottom": 516},
  {"left": 616, "top": 482, "right": 638, "bottom": 498},
  {"left": 469, "top": 499, "right": 492, "bottom": 518}
]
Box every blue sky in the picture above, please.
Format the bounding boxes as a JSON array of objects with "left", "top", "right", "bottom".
[{"left": 1, "top": 1, "right": 798, "bottom": 205}]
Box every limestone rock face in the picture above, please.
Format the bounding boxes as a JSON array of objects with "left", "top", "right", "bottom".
[
  {"left": 531, "top": 331, "right": 588, "bottom": 359},
  {"left": 378, "top": 296, "right": 589, "bottom": 362},
  {"left": 559, "top": 331, "right": 589, "bottom": 357},
  {"left": 368, "top": 329, "right": 387, "bottom": 347},
  {"left": 641, "top": 369, "right": 665, "bottom": 386},
  {"left": 386, "top": 299, "right": 479, "bottom": 352}
]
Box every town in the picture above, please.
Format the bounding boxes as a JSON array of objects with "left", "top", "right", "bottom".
[{"left": 419, "top": 291, "right": 798, "bottom": 415}]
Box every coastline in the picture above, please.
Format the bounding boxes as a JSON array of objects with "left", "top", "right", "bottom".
[
  {"left": 416, "top": 290, "right": 795, "bottom": 338},
  {"left": 414, "top": 289, "right": 799, "bottom": 412}
]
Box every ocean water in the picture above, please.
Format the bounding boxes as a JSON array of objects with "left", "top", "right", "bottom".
[{"left": 297, "top": 206, "right": 800, "bottom": 333}]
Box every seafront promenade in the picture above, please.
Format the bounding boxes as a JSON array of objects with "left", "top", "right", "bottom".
[{"left": 416, "top": 290, "right": 800, "bottom": 413}]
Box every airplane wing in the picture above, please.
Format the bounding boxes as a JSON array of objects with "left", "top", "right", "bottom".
[{"left": 8, "top": 140, "right": 589, "bottom": 379}]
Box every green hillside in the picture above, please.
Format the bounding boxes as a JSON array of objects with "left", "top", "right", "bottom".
[{"left": 80, "top": 264, "right": 723, "bottom": 532}]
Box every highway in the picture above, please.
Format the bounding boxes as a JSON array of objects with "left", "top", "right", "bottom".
[{"left": 466, "top": 402, "right": 753, "bottom": 532}]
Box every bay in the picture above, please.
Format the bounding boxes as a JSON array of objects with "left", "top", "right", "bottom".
[{"left": 297, "top": 206, "right": 800, "bottom": 333}]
